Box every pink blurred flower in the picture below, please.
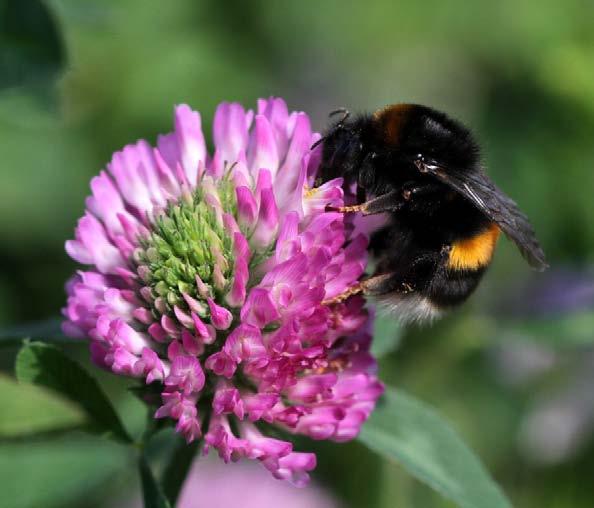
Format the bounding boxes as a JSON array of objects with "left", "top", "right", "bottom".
[
  {"left": 63, "top": 98, "right": 383, "bottom": 485},
  {"left": 130, "top": 457, "right": 339, "bottom": 508}
]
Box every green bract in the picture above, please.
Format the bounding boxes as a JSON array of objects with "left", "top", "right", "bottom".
[{"left": 133, "top": 178, "right": 237, "bottom": 320}]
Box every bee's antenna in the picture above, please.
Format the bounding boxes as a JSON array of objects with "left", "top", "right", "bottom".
[
  {"left": 329, "top": 108, "right": 351, "bottom": 125},
  {"left": 310, "top": 136, "right": 326, "bottom": 150},
  {"left": 310, "top": 108, "right": 351, "bottom": 150}
]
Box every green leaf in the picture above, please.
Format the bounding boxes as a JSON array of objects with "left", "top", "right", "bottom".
[
  {"left": 15, "top": 341, "right": 132, "bottom": 443},
  {"left": 497, "top": 311, "right": 594, "bottom": 348},
  {"left": 0, "top": 0, "right": 66, "bottom": 91},
  {"left": 0, "top": 373, "right": 84, "bottom": 438},
  {"left": 140, "top": 455, "right": 172, "bottom": 508},
  {"left": 161, "top": 437, "right": 200, "bottom": 506},
  {"left": 0, "top": 436, "right": 129, "bottom": 508},
  {"left": 359, "top": 388, "right": 512, "bottom": 508},
  {"left": 372, "top": 312, "right": 403, "bottom": 358}
]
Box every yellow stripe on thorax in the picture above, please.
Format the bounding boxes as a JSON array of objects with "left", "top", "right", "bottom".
[{"left": 447, "top": 223, "right": 500, "bottom": 271}]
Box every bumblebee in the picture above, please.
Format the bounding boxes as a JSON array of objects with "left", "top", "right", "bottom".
[{"left": 318, "top": 104, "right": 547, "bottom": 322}]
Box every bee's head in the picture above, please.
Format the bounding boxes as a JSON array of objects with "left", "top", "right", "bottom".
[
  {"left": 318, "top": 113, "right": 368, "bottom": 183},
  {"left": 400, "top": 106, "right": 481, "bottom": 176}
]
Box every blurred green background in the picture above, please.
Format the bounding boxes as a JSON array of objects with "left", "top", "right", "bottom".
[{"left": 1, "top": 0, "right": 594, "bottom": 507}]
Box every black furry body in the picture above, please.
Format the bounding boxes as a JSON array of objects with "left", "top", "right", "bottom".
[
  {"left": 320, "top": 104, "right": 545, "bottom": 321},
  {"left": 367, "top": 214, "right": 487, "bottom": 309}
]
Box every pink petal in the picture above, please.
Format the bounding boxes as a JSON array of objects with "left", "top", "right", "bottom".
[
  {"left": 257, "top": 97, "right": 290, "bottom": 157},
  {"left": 148, "top": 322, "right": 169, "bottom": 342},
  {"left": 212, "top": 383, "right": 244, "bottom": 419},
  {"left": 207, "top": 298, "right": 233, "bottom": 330},
  {"left": 205, "top": 351, "right": 237, "bottom": 378},
  {"left": 266, "top": 452, "right": 317, "bottom": 487},
  {"left": 247, "top": 115, "right": 279, "bottom": 177},
  {"left": 275, "top": 113, "right": 312, "bottom": 204},
  {"left": 182, "top": 293, "right": 207, "bottom": 316},
  {"left": 240, "top": 288, "right": 281, "bottom": 328},
  {"left": 66, "top": 214, "right": 124, "bottom": 274},
  {"left": 223, "top": 324, "right": 266, "bottom": 363},
  {"left": 225, "top": 232, "right": 250, "bottom": 308},
  {"left": 213, "top": 102, "right": 249, "bottom": 165},
  {"left": 108, "top": 141, "right": 161, "bottom": 215},
  {"left": 235, "top": 186, "right": 258, "bottom": 228},
  {"left": 165, "top": 355, "right": 206, "bottom": 395},
  {"left": 252, "top": 187, "right": 279, "bottom": 248},
  {"left": 174, "top": 305, "right": 195, "bottom": 329},
  {"left": 174, "top": 104, "right": 207, "bottom": 186}
]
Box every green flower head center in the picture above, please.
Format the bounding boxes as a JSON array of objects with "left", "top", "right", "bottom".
[{"left": 133, "top": 178, "right": 238, "bottom": 319}]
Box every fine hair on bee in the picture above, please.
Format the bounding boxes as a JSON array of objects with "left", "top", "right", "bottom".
[{"left": 318, "top": 103, "right": 547, "bottom": 323}]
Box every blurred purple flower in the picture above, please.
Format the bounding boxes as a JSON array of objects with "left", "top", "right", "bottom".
[
  {"left": 130, "top": 457, "right": 340, "bottom": 508},
  {"left": 499, "top": 267, "right": 594, "bottom": 317},
  {"left": 63, "top": 98, "right": 383, "bottom": 485}
]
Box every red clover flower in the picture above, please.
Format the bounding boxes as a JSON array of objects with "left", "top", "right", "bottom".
[{"left": 63, "top": 98, "right": 383, "bottom": 485}]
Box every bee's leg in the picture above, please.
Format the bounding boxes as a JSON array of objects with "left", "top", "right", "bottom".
[
  {"left": 321, "top": 282, "right": 366, "bottom": 305},
  {"left": 333, "top": 181, "right": 445, "bottom": 216},
  {"left": 322, "top": 273, "right": 413, "bottom": 305},
  {"left": 360, "top": 273, "right": 416, "bottom": 296},
  {"left": 331, "top": 190, "right": 403, "bottom": 215},
  {"left": 362, "top": 250, "right": 446, "bottom": 298}
]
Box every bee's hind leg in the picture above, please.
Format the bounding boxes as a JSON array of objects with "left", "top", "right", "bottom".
[
  {"left": 360, "top": 273, "right": 416, "bottom": 296},
  {"left": 322, "top": 273, "right": 409, "bottom": 305}
]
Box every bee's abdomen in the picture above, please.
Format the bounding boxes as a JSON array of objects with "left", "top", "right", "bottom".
[
  {"left": 447, "top": 223, "right": 500, "bottom": 271},
  {"left": 427, "top": 267, "right": 486, "bottom": 307},
  {"left": 426, "top": 223, "right": 500, "bottom": 308}
]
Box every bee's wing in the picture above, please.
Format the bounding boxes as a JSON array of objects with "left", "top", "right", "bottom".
[{"left": 429, "top": 167, "right": 548, "bottom": 270}]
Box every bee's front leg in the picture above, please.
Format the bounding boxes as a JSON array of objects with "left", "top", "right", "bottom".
[
  {"left": 329, "top": 190, "right": 403, "bottom": 215},
  {"left": 331, "top": 181, "right": 445, "bottom": 216}
]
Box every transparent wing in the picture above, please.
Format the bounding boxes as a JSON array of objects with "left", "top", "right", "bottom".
[{"left": 429, "top": 167, "right": 547, "bottom": 270}]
